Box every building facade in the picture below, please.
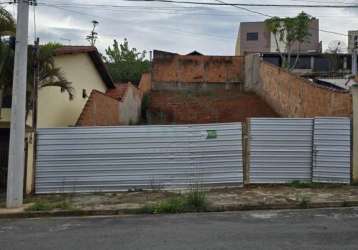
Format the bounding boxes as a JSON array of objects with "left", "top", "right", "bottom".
[
  {"left": 348, "top": 30, "right": 358, "bottom": 53},
  {"left": 235, "top": 19, "right": 321, "bottom": 56}
]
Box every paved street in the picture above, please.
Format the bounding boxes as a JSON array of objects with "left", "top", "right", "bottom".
[{"left": 1, "top": 208, "right": 358, "bottom": 250}]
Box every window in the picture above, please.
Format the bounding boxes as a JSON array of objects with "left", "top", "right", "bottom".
[
  {"left": 82, "top": 89, "right": 88, "bottom": 98},
  {"left": 247, "top": 32, "right": 259, "bottom": 41}
]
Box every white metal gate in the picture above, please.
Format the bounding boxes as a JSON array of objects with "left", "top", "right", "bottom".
[
  {"left": 36, "top": 123, "right": 243, "bottom": 194},
  {"left": 313, "top": 118, "right": 351, "bottom": 184},
  {"left": 249, "top": 118, "right": 313, "bottom": 183}
]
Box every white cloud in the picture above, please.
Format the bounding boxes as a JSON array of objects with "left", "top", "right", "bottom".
[{"left": 5, "top": 0, "right": 358, "bottom": 55}]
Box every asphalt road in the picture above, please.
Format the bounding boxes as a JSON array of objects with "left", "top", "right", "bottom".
[{"left": 1, "top": 208, "right": 358, "bottom": 250}]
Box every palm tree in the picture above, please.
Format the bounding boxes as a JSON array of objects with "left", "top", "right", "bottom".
[
  {"left": 27, "top": 43, "right": 75, "bottom": 124},
  {"left": 0, "top": 7, "right": 15, "bottom": 118},
  {"left": 0, "top": 7, "right": 74, "bottom": 125}
]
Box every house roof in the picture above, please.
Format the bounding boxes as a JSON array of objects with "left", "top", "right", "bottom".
[
  {"left": 106, "top": 83, "right": 129, "bottom": 100},
  {"left": 55, "top": 46, "right": 115, "bottom": 89},
  {"left": 187, "top": 51, "right": 203, "bottom": 56}
]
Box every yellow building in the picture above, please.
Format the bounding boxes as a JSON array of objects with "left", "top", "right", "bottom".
[{"left": 0, "top": 46, "right": 115, "bottom": 194}]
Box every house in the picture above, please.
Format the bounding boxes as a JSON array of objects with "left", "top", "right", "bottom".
[
  {"left": 0, "top": 45, "right": 125, "bottom": 195},
  {"left": 37, "top": 46, "right": 115, "bottom": 128},
  {"left": 235, "top": 19, "right": 321, "bottom": 56}
]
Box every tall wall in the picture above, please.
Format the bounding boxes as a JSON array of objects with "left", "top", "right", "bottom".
[
  {"left": 248, "top": 59, "right": 352, "bottom": 117},
  {"left": 152, "top": 55, "right": 245, "bottom": 90},
  {"left": 76, "top": 90, "right": 120, "bottom": 126},
  {"left": 77, "top": 84, "right": 142, "bottom": 126},
  {"left": 138, "top": 72, "right": 152, "bottom": 94}
]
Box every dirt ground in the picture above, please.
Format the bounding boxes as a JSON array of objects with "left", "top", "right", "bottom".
[{"left": 2, "top": 185, "right": 356, "bottom": 212}]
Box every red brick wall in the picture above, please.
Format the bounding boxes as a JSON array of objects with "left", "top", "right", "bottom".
[
  {"left": 258, "top": 62, "right": 352, "bottom": 117},
  {"left": 152, "top": 55, "right": 245, "bottom": 84},
  {"left": 77, "top": 90, "right": 120, "bottom": 126},
  {"left": 147, "top": 90, "right": 278, "bottom": 124}
]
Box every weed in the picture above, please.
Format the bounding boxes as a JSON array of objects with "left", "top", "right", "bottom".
[
  {"left": 298, "top": 196, "right": 310, "bottom": 209},
  {"left": 153, "top": 197, "right": 186, "bottom": 214},
  {"left": 140, "top": 187, "right": 209, "bottom": 214},
  {"left": 26, "top": 200, "right": 72, "bottom": 212},
  {"left": 186, "top": 186, "right": 208, "bottom": 212}
]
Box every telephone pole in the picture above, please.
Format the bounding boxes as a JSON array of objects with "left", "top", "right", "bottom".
[{"left": 6, "top": 0, "right": 30, "bottom": 208}]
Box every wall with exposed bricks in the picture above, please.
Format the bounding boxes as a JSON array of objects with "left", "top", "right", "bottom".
[
  {"left": 147, "top": 90, "right": 278, "bottom": 124},
  {"left": 255, "top": 61, "right": 352, "bottom": 117},
  {"left": 152, "top": 55, "right": 245, "bottom": 89},
  {"left": 77, "top": 84, "right": 142, "bottom": 126}
]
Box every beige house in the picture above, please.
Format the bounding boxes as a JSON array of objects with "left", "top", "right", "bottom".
[
  {"left": 0, "top": 46, "right": 115, "bottom": 194},
  {"left": 38, "top": 46, "right": 115, "bottom": 128}
]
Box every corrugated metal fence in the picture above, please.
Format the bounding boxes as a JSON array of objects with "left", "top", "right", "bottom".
[
  {"left": 249, "top": 118, "right": 313, "bottom": 184},
  {"left": 249, "top": 117, "right": 352, "bottom": 184},
  {"left": 35, "top": 118, "right": 352, "bottom": 194},
  {"left": 313, "top": 118, "right": 351, "bottom": 184},
  {"left": 36, "top": 123, "right": 243, "bottom": 194}
]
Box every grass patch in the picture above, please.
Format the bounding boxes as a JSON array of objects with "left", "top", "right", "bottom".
[
  {"left": 298, "top": 197, "right": 310, "bottom": 209},
  {"left": 142, "top": 188, "right": 208, "bottom": 214},
  {"left": 25, "top": 197, "right": 73, "bottom": 212},
  {"left": 26, "top": 201, "right": 72, "bottom": 212}
]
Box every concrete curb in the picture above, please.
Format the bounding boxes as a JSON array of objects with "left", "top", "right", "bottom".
[{"left": 1, "top": 201, "right": 358, "bottom": 219}]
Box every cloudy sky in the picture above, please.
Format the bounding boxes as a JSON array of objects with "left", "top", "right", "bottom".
[{"left": 4, "top": 0, "right": 358, "bottom": 55}]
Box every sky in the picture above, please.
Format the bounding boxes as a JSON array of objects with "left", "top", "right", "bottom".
[{"left": 4, "top": 0, "right": 358, "bottom": 56}]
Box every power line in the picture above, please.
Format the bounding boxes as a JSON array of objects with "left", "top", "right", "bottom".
[
  {"left": 212, "top": 0, "right": 348, "bottom": 37},
  {"left": 40, "top": 4, "right": 235, "bottom": 41},
  {"left": 118, "top": 0, "right": 358, "bottom": 8}
]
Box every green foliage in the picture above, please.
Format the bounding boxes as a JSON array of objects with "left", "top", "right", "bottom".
[
  {"left": 298, "top": 196, "right": 310, "bottom": 209},
  {"left": 104, "top": 38, "right": 150, "bottom": 84},
  {"left": 265, "top": 12, "right": 312, "bottom": 70},
  {"left": 0, "top": 7, "right": 15, "bottom": 37},
  {"left": 142, "top": 188, "right": 208, "bottom": 214}
]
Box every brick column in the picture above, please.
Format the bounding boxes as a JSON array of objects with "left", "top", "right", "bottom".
[{"left": 352, "top": 84, "right": 358, "bottom": 183}]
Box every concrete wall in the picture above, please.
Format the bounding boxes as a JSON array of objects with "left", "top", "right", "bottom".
[
  {"left": 37, "top": 53, "right": 108, "bottom": 128},
  {"left": 236, "top": 19, "right": 320, "bottom": 56},
  {"left": 118, "top": 83, "right": 142, "bottom": 125},
  {"left": 0, "top": 108, "right": 32, "bottom": 128},
  {"left": 152, "top": 55, "right": 245, "bottom": 90},
  {"left": 248, "top": 60, "right": 352, "bottom": 117},
  {"left": 236, "top": 22, "right": 271, "bottom": 56},
  {"left": 138, "top": 72, "right": 152, "bottom": 94}
]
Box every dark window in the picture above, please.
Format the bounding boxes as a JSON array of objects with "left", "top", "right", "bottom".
[
  {"left": 82, "top": 89, "right": 88, "bottom": 98},
  {"left": 247, "top": 32, "right": 258, "bottom": 41}
]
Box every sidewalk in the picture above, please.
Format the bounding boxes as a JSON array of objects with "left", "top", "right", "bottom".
[{"left": 1, "top": 185, "right": 358, "bottom": 218}]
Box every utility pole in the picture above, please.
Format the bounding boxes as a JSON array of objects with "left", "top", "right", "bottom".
[{"left": 6, "top": 0, "right": 30, "bottom": 208}]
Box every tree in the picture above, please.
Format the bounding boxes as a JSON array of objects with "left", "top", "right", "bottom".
[
  {"left": 265, "top": 12, "right": 313, "bottom": 71},
  {"left": 26, "top": 43, "right": 74, "bottom": 120},
  {"left": 104, "top": 38, "right": 150, "bottom": 84},
  {"left": 0, "top": 7, "right": 15, "bottom": 118},
  {"left": 325, "top": 40, "right": 347, "bottom": 73}
]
